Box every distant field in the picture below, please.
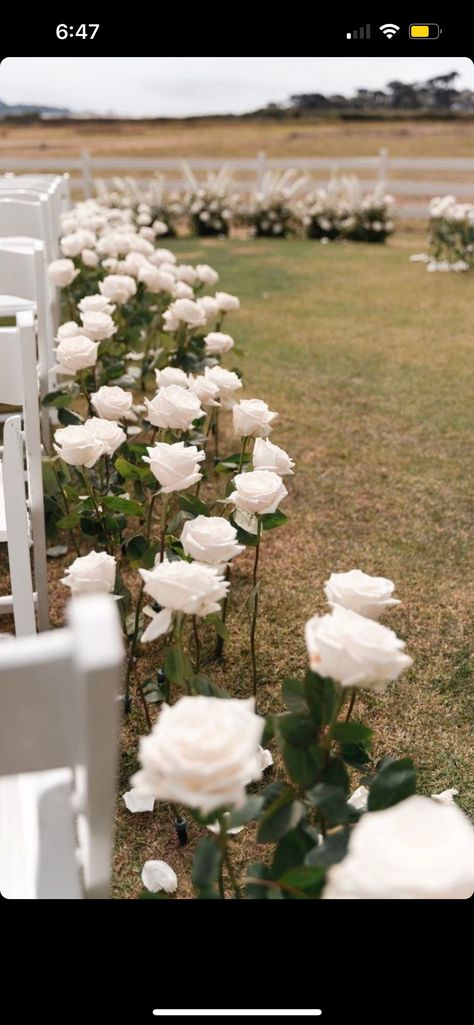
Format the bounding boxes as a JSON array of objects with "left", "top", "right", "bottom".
[{"left": 2, "top": 116, "right": 474, "bottom": 160}]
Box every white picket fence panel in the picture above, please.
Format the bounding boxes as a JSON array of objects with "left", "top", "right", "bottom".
[{"left": 1, "top": 149, "right": 473, "bottom": 216}]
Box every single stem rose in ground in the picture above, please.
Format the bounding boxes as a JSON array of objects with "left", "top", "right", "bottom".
[
  {"left": 218, "top": 815, "right": 242, "bottom": 899},
  {"left": 80, "top": 466, "right": 113, "bottom": 554},
  {"left": 250, "top": 517, "right": 262, "bottom": 698}
]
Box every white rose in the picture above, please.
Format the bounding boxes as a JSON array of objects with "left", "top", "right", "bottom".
[
  {"left": 181, "top": 515, "right": 244, "bottom": 567},
  {"left": 81, "top": 248, "right": 98, "bottom": 267},
  {"left": 78, "top": 294, "right": 115, "bottom": 315},
  {"left": 215, "top": 291, "right": 240, "bottom": 312},
  {"left": 228, "top": 469, "right": 288, "bottom": 515},
  {"left": 154, "top": 367, "right": 189, "bottom": 389},
  {"left": 56, "top": 321, "right": 80, "bottom": 341},
  {"left": 128, "top": 235, "right": 155, "bottom": 256},
  {"left": 47, "top": 259, "right": 79, "bottom": 288},
  {"left": 188, "top": 371, "right": 220, "bottom": 408},
  {"left": 144, "top": 441, "right": 205, "bottom": 493},
  {"left": 304, "top": 605, "right": 412, "bottom": 692},
  {"left": 323, "top": 795, "right": 474, "bottom": 899},
  {"left": 175, "top": 264, "right": 198, "bottom": 285},
  {"left": 150, "top": 248, "right": 176, "bottom": 266},
  {"left": 60, "top": 232, "right": 88, "bottom": 258},
  {"left": 196, "top": 264, "right": 219, "bottom": 286},
  {"left": 54, "top": 424, "right": 104, "bottom": 468},
  {"left": 80, "top": 310, "right": 117, "bottom": 341},
  {"left": 205, "top": 365, "right": 242, "bottom": 407},
  {"left": 197, "top": 296, "right": 219, "bottom": 325},
  {"left": 152, "top": 220, "right": 168, "bottom": 236},
  {"left": 54, "top": 334, "right": 99, "bottom": 374},
  {"left": 91, "top": 385, "right": 133, "bottom": 421},
  {"left": 138, "top": 264, "right": 175, "bottom": 293},
  {"left": 172, "top": 281, "right": 194, "bottom": 300},
  {"left": 121, "top": 252, "right": 150, "bottom": 277},
  {"left": 232, "top": 398, "right": 278, "bottom": 439},
  {"left": 140, "top": 557, "right": 229, "bottom": 619},
  {"left": 145, "top": 385, "right": 203, "bottom": 431},
  {"left": 85, "top": 417, "right": 126, "bottom": 457},
  {"left": 99, "top": 274, "right": 137, "bottom": 304},
  {"left": 162, "top": 298, "right": 206, "bottom": 332},
  {"left": 141, "top": 860, "right": 177, "bottom": 894},
  {"left": 60, "top": 550, "right": 116, "bottom": 594},
  {"left": 101, "top": 258, "right": 119, "bottom": 273},
  {"left": 137, "top": 212, "right": 152, "bottom": 226},
  {"left": 204, "top": 331, "right": 234, "bottom": 356},
  {"left": 324, "top": 569, "right": 400, "bottom": 620},
  {"left": 253, "top": 437, "right": 295, "bottom": 475},
  {"left": 132, "top": 695, "right": 265, "bottom": 814}
]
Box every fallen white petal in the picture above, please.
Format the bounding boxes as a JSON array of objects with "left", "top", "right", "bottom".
[
  {"left": 141, "top": 859, "right": 178, "bottom": 893},
  {"left": 431, "top": 788, "right": 459, "bottom": 805},
  {"left": 123, "top": 787, "right": 155, "bottom": 813}
]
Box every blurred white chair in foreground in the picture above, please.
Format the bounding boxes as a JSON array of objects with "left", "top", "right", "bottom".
[
  {"left": 0, "top": 416, "right": 37, "bottom": 636},
  {"left": 0, "top": 594, "right": 124, "bottom": 899},
  {"left": 0, "top": 311, "right": 48, "bottom": 631}
]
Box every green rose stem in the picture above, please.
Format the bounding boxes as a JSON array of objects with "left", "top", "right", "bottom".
[
  {"left": 52, "top": 463, "right": 81, "bottom": 557},
  {"left": 192, "top": 616, "right": 201, "bottom": 672},
  {"left": 80, "top": 466, "right": 113, "bottom": 555},
  {"left": 218, "top": 815, "right": 242, "bottom": 899},
  {"left": 215, "top": 564, "right": 231, "bottom": 659},
  {"left": 79, "top": 370, "right": 94, "bottom": 417},
  {"left": 345, "top": 689, "right": 357, "bottom": 722},
  {"left": 123, "top": 489, "right": 160, "bottom": 722},
  {"left": 159, "top": 492, "right": 169, "bottom": 562},
  {"left": 250, "top": 516, "right": 262, "bottom": 698},
  {"left": 238, "top": 435, "right": 249, "bottom": 473}
]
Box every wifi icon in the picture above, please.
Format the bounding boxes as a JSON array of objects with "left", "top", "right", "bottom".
[{"left": 379, "top": 23, "right": 400, "bottom": 38}]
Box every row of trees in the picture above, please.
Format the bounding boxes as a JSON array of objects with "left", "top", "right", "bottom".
[{"left": 267, "top": 74, "right": 474, "bottom": 115}]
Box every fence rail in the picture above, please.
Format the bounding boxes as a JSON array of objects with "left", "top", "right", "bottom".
[{"left": 1, "top": 149, "right": 473, "bottom": 216}]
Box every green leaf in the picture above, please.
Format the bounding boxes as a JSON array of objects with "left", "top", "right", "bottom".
[
  {"left": 304, "top": 671, "right": 338, "bottom": 733},
  {"left": 260, "top": 510, "right": 288, "bottom": 531},
  {"left": 125, "top": 534, "right": 159, "bottom": 569},
  {"left": 306, "top": 783, "right": 350, "bottom": 827},
  {"left": 279, "top": 865, "right": 325, "bottom": 895},
  {"left": 215, "top": 452, "right": 251, "bottom": 473},
  {"left": 281, "top": 742, "right": 322, "bottom": 789},
  {"left": 191, "top": 673, "right": 229, "bottom": 698},
  {"left": 261, "top": 715, "right": 275, "bottom": 747},
  {"left": 368, "top": 757, "right": 416, "bottom": 812},
  {"left": 55, "top": 512, "right": 81, "bottom": 530},
  {"left": 305, "top": 829, "right": 350, "bottom": 869},
  {"left": 275, "top": 711, "right": 315, "bottom": 748},
  {"left": 205, "top": 613, "right": 229, "bottom": 641},
  {"left": 282, "top": 677, "right": 308, "bottom": 712},
  {"left": 179, "top": 494, "right": 210, "bottom": 517},
  {"left": 319, "top": 756, "right": 349, "bottom": 794},
  {"left": 257, "top": 789, "right": 304, "bottom": 844},
  {"left": 226, "top": 796, "right": 264, "bottom": 829},
  {"left": 333, "top": 721, "right": 373, "bottom": 746},
  {"left": 79, "top": 514, "right": 103, "bottom": 538},
  {"left": 102, "top": 495, "right": 144, "bottom": 517},
  {"left": 115, "top": 457, "right": 153, "bottom": 483},
  {"left": 229, "top": 514, "right": 259, "bottom": 548},
  {"left": 340, "top": 743, "right": 372, "bottom": 769},
  {"left": 245, "top": 861, "right": 272, "bottom": 900},
  {"left": 42, "top": 389, "right": 73, "bottom": 408},
  {"left": 57, "top": 407, "right": 83, "bottom": 427},
  {"left": 192, "top": 836, "right": 222, "bottom": 891},
  {"left": 271, "top": 827, "right": 315, "bottom": 880},
  {"left": 164, "top": 645, "right": 194, "bottom": 688}
]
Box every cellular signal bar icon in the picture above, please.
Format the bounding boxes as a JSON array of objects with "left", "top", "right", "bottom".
[{"left": 346, "top": 24, "right": 371, "bottom": 39}]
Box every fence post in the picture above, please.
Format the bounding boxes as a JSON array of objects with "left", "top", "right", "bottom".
[
  {"left": 256, "top": 150, "right": 267, "bottom": 191},
  {"left": 378, "top": 147, "right": 388, "bottom": 184},
  {"left": 81, "top": 149, "right": 93, "bottom": 199}
]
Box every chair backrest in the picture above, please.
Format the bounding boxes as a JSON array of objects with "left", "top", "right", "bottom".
[
  {"left": 1, "top": 416, "right": 37, "bottom": 636},
  {"left": 0, "top": 313, "right": 48, "bottom": 631},
  {"left": 0, "top": 594, "right": 124, "bottom": 898},
  {"left": 0, "top": 197, "right": 54, "bottom": 261}
]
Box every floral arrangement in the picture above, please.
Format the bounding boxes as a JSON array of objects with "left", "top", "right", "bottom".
[
  {"left": 296, "top": 176, "right": 395, "bottom": 243},
  {"left": 242, "top": 169, "right": 306, "bottom": 238},
  {"left": 95, "top": 175, "right": 184, "bottom": 237},
  {"left": 424, "top": 195, "right": 474, "bottom": 271},
  {"left": 44, "top": 196, "right": 474, "bottom": 900},
  {"left": 181, "top": 162, "right": 240, "bottom": 237}
]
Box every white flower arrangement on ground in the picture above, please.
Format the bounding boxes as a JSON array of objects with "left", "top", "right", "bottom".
[
  {"left": 296, "top": 175, "right": 394, "bottom": 243},
  {"left": 181, "top": 162, "right": 240, "bottom": 237},
  {"left": 426, "top": 195, "right": 474, "bottom": 270},
  {"left": 243, "top": 169, "right": 306, "bottom": 238}
]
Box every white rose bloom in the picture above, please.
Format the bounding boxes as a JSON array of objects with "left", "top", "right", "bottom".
[
  {"left": 348, "top": 785, "right": 369, "bottom": 811},
  {"left": 144, "top": 441, "right": 205, "bottom": 493},
  {"left": 47, "top": 259, "right": 79, "bottom": 288},
  {"left": 175, "top": 264, "right": 198, "bottom": 285},
  {"left": 431, "top": 789, "right": 459, "bottom": 805},
  {"left": 324, "top": 569, "right": 401, "bottom": 620},
  {"left": 101, "top": 257, "right": 119, "bottom": 272},
  {"left": 232, "top": 398, "right": 278, "bottom": 439},
  {"left": 172, "top": 281, "right": 194, "bottom": 300},
  {"left": 139, "top": 227, "right": 156, "bottom": 241},
  {"left": 81, "top": 248, "right": 99, "bottom": 268},
  {"left": 323, "top": 795, "right": 474, "bottom": 899},
  {"left": 54, "top": 334, "right": 100, "bottom": 374},
  {"left": 149, "top": 248, "right": 177, "bottom": 266},
  {"left": 122, "top": 788, "right": 155, "bottom": 813},
  {"left": 228, "top": 469, "right": 288, "bottom": 515},
  {"left": 197, "top": 296, "right": 219, "bottom": 324},
  {"left": 61, "top": 550, "right": 116, "bottom": 594},
  {"left": 128, "top": 235, "right": 155, "bottom": 256},
  {"left": 60, "top": 232, "right": 90, "bottom": 258},
  {"left": 138, "top": 264, "right": 175, "bottom": 293},
  {"left": 188, "top": 371, "right": 220, "bottom": 408},
  {"left": 204, "top": 331, "right": 234, "bottom": 356},
  {"left": 137, "top": 212, "right": 152, "bottom": 226},
  {"left": 304, "top": 605, "right": 412, "bottom": 692},
  {"left": 154, "top": 367, "right": 189, "bottom": 389},
  {"left": 253, "top": 437, "right": 295, "bottom": 476},
  {"left": 78, "top": 294, "right": 115, "bottom": 315},
  {"left": 196, "top": 264, "right": 219, "bottom": 286},
  {"left": 91, "top": 385, "right": 133, "bottom": 421},
  {"left": 205, "top": 365, "right": 243, "bottom": 408},
  {"left": 145, "top": 385, "right": 203, "bottom": 431},
  {"left": 141, "top": 860, "right": 178, "bottom": 894},
  {"left": 162, "top": 298, "right": 206, "bottom": 332},
  {"left": 152, "top": 221, "right": 168, "bottom": 236},
  {"left": 132, "top": 695, "right": 265, "bottom": 814},
  {"left": 181, "top": 515, "right": 244, "bottom": 567},
  {"left": 54, "top": 424, "right": 104, "bottom": 468},
  {"left": 215, "top": 291, "right": 240, "bottom": 312},
  {"left": 99, "top": 274, "right": 137, "bottom": 304},
  {"left": 56, "top": 321, "right": 80, "bottom": 341},
  {"left": 140, "top": 556, "right": 229, "bottom": 617},
  {"left": 80, "top": 310, "right": 117, "bottom": 341},
  {"left": 85, "top": 417, "right": 126, "bottom": 457},
  {"left": 121, "top": 251, "right": 150, "bottom": 276}
]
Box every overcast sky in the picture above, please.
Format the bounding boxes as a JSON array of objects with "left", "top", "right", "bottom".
[{"left": 1, "top": 57, "right": 473, "bottom": 116}]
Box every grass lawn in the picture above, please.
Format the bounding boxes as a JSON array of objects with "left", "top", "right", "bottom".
[{"left": 2, "top": 230, "right": 473, "bottom": 897}]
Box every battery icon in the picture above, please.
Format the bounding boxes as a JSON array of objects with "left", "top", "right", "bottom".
[{"left": 409, "top": 23, "right": 440, "bottom": 38}]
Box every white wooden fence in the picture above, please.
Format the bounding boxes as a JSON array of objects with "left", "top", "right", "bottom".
[{"left": 1, "top": 149, "right": 474, "bottom": 218}]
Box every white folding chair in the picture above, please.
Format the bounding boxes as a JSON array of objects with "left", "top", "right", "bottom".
[
  {"left": 0, "top": 311, "right": 48, "bottom": 631},
  {"left": 0, "top": 197, "right": 55, "bottom": 263},
  {"left": 0, "top": 594, "right": 124, "bottom": 899},
  {"left": 0, "top": 241, "right": 55, "bottom": 448},
  {"left": 0, "top": 416, "right": 36, "bottom": 636}
]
